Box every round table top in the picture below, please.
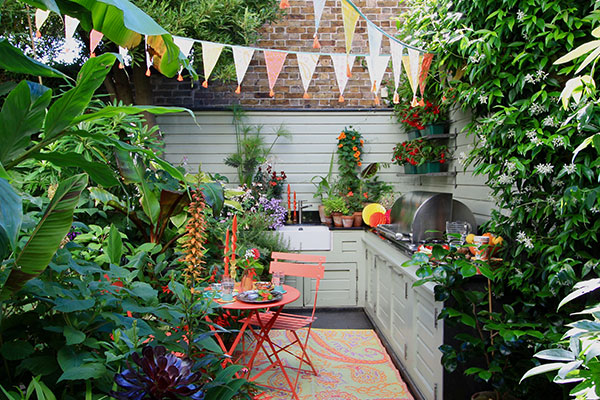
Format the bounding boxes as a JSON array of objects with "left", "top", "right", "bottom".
[{"left": 221, "top": 284, "right": 300, "bottom": 310}]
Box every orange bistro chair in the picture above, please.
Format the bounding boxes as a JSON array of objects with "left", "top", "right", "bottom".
[{"left": 245, "top": 251, "right": 326, "bottom": 393}]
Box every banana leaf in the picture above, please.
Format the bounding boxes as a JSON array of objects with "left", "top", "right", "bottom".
[
  {"left": 0, "top": 174, "right": 88, "bottom": 300},
  {"left": 0, "top": 178, "right": 22, "bottom": 258},
  {"left": 0, "top": 39, "right": 68, "bottom": 79},
  {"left": 31, "top": 151, "right": 119, "bottom": 187}
]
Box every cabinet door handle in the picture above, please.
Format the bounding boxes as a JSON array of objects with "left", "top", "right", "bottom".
[
  {"left": 404, "top": 343, "right": 408, "bottom": 361},
  {"left": 434, "top": 383, "right": 438, "bottom": 400},
  {"left": 404, "top": 282, "right": 408, "bottom": 299},
  {"left": 434, "top": 307, "right": 438, "bottom": 329}
]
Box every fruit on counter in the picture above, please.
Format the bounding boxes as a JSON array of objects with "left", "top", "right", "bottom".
[
  {"left": 466, "top": 234, "right": 475, "bottom": 244},
  {"left": 369, "top": 212, "right": 388, "bottom": 227}
]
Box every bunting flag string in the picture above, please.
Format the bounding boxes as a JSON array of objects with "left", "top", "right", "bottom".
[
  {"left": 390, "top": 41, "right": 404, "bottom": 104},
  {"left": 366, "top": 21, "right": 383, "bottom": 57},
  {"left": 418, "top": 53, "right": 434, "bottom": 100},
  {"left": 311, "top": 0, "right": 327, "bottom": 48},
  {"left": 264, "top": 50, "right": 288, "bottom": 97},
  {"left": 331, "top": 54, "right": 355, "bottom": 102},
  {"left": 89, "top": 29, "right": 103, "bottom": 57},
  {"left": 201, "top": 41, "right": 224, "bottom": 88},
  {"left": 341, "top": 0, "right": 359, "bottom": 77},
  {"left": 365, "top": 55, "right": 390, "bottom": 105},
  {"left": 173, "top": 36, "right": 195, "bottom": 81},
  {"left": 232, "top": 46, "right": 255, "bottom": 94},
  {"left": 297, "top": 53, "right": 320, "bottom": 99},
  {"left": 35, "top": 9, "right": 50, "bottom": 38}
]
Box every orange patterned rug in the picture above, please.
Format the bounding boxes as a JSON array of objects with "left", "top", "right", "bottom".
[{"left": 249, "top": 329, "right": 414, "bottom": 400}]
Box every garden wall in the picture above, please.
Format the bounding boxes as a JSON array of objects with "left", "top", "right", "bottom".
[
  {"left": 157, "top": 109, "right": 493, "bottom": 225},
  {"left": 150, "top": 0, "right": 401, "bottom": 110}
]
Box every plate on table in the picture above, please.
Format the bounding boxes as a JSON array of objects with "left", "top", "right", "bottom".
[{"left": 236, "top": 290, "right": 283, "bottom": 304}]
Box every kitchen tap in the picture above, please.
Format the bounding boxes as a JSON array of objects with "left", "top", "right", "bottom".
[{"left": 298, "top": 200, "right": 310, "bottom": 224}]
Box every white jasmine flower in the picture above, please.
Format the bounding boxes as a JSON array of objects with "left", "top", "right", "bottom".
[
  {"left": 522, "top": 32, "right": 529, "bottom": 41},
  {"left": 526, "top": 129, "right": 537, "bottom": 139},
  {"left": 507, "top": 129, "right": 516, "bottom": 139},
  {"left": 529, "top": 102, "right": 545, "bottom": 115},
  {"left": 536, "top": 69, "right": 549, "bottom": 81},
  {"left": 498, "top": 173, "right": 514, "bottom": 185},
  {"left": 478, "top": 94, "right": 488, "bottom": 104},
  {"left": 457, "top": 151, "right": 468, "bottom": 166},
  {"left": 563, "top": 163, "right": 577, "bottom": 175},
  {"left": 542, "top": 116, "right": 557, "bottom": 127},
  {"left": 591, "top": 207, "right": 599, "bottom": 214},
  {"left": 504, "top": 161, "right": 516, "bottom": 171},
  {"left": 551, "top": 137, "right": 565, "bottom": 148},
  {"left": 479, "top": 135, "right": 487, "bottom": 147},
  {"left": 517, "top": 231, "right": 527, "bottom": 241},
  {"left": 522, "top": 237, "right": 534, "bottom": 249},
  {"left": 535, "top": 163, "right": 554, "bottom": 175},
  {"left": 517, "top": 10, "right": 526, "bottom": 21},
  {"left": 532, "top": 137, "right": 542, "bottom": 146},
  {"left": 516, "top": 231, "right": 534, "bottom": 249},
  {"left": 524, "top": 74, "right": 536, "bottom": 84}
]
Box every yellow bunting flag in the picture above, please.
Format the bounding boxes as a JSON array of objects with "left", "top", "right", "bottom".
[
  {"left": 232, "top": 46, "right": 255, "bottom": 94},
  {"left": 35, "top": 9, "right": 50, "bottom": 38},
  {"left": 201, "top": 41, "right": 224, "bottom": 88},
  {"left": 390, "top": 41, "right": 404, "bottom": 104},
  {"left": 331, "top": 54, "right": 356, "bottom": 102},
  {"left": 264, "top": 50, "right": 288, "bottom": 97},
  {"left": 297, "top": 53, "right": 320, "bottom": 99},
  {"left": 89, "top": 29, "right": 103, "bottom": 57},
  {"left": 341, "top": 0, "right": 359, "bottom": 76},
  {"left": 402, "top": 48, "right": 422, "bottom": 106}
]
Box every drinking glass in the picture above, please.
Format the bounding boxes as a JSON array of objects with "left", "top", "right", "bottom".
[
  {"left": 221, "top": 277, "right": 234, "bottom": 301},
  {"left": 446, "top": 221, "right": 472, "bottom": 246},
  {"left": 272, "top": 271, "right": 285, "bottom": 292}
]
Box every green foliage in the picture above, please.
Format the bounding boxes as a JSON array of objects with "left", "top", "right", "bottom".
[
  {"left": 311, "top": 152, "right": 336, "bottom": 201},
  {"left": 322, "top": 195, "right": 349, "bottom": 215},
  {"left": 336, "top": 127, "right": 363, "bottom": 194}
]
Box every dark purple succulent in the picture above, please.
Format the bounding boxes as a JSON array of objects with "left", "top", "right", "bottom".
[{"left": 110, "top": 346, "right": 204, "bottom": 400}]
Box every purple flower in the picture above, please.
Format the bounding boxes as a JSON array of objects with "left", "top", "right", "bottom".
[{"left": 257, "top": 196, "right": 286, "bottom": 229}]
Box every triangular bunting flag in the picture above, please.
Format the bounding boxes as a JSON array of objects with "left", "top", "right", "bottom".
[
  {"left": 366, "top": 55, "right": 390, "bottom": 105},
  {"left": 201, "top": 41, "right": 224, "bottom": 88},
  {"left": 418, "top": 53, "right": 434, "bottom": 99},
  {"left": 264, "top": 50, "right": 288, "bottom": 97},
  {"left": 35, "top": 9, "right": 50, "bottom": 38},
  {"left": 118, "top": 46, "right": 128, "bottom": 69},
  {"left": 331, "top": 54, "right": 356, "bottom": 102},
  {"left": 145, "top": 35, "right": 152, "bottom": 76},
  {"left": 280, "top": 0, "right": 290, "bottom": 9},
  {"left": 390, "top": 41, "right": 404, "bottom": 104},
  {"left": 64, "top": 16, "right": 79, "bottom": 53},
  {"left": 367, "top": 21, "right": 383, "bottom": 57},
  {"left": 312, "top": 0, "right": 327, "bottom": 48},
  {"left": 341, "top": 0, "right": 359, "bottom": 69},
  {"left": 297, "top": 53, "right": 319, "bottom": 99},
  {"left": 89, "top": 29, "right": 103, "bottom": 57},
  {"left": 232, "top": 46, "right": 255, "bottom": 94},
  {"left": 173, "top": 36, "right": 195, "bottom": 81},
  {"left": 402, "top": 48, "right": 422, "bottom": 106}
]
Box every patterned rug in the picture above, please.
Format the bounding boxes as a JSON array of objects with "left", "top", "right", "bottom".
[{"left": 249, "top": 329, "right": 414, "bottom": 400}]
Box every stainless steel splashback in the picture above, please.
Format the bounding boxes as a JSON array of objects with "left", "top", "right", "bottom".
[{"left": 389, "top": 191, "right": 453, "bottom": 244}]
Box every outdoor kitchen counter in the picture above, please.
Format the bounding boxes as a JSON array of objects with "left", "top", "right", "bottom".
[{"left": 362, "top": 230, "right": 443, "bottom": 400}]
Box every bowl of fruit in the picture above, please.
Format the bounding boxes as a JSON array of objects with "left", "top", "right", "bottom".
[
  {"left": 254, "top": 281, "right": 273, "bottom": 290},
  {"left": 236, "top": 289, "right": 282, "bottom": 303}
]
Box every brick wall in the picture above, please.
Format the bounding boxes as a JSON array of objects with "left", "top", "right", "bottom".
[{"left": 151, "top": 0, "right": 404, "bottom": 110}]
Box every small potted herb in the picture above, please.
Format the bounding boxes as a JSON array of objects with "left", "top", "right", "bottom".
[{"left": 323, "top": 196, "right": 348, "bottom": 227}]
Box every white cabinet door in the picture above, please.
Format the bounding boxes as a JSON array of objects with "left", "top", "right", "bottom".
[
  {"left": 411, "top": 285, "right": 443, "bottom": 400},
  {"left": 375, "top": 256, "right": 392, "bottom": 333},
  {"left": 365, "top": 248, "right": 376, "bottom": 314},
  {"left": 305, "top": 261, "right": 357, "bottom": 307},
  {"left": 390, "top": 266, "right": 414, "bottom": 366}
]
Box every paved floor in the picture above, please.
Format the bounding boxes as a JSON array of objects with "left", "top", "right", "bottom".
[{"left": 287, "top": 308, "right": 374, "bottom": 329}]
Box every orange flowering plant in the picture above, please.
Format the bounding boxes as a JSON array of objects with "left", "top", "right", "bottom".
[{"left": 337, "top": 127, "right": 364, "bottom": 193}]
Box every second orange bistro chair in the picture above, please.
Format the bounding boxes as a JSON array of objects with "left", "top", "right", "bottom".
[{"left": 245, "top": 251, "right": 325, "bottom": 392}]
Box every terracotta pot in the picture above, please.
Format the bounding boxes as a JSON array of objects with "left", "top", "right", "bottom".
[
  {"left": 341, "top": 215, "right": 354, "bottom": 228},
  {"left": 332, "top": 212, "right": 343, "bottom": 227},
  {"left": 353, "top": 211, "right": 363, "bottom": 227},
  {"left": 324, "top": 215, "right": 333, "bottom": 226},
  {"left": 318, "top": 204, "right": 327, "bottom": 224}
]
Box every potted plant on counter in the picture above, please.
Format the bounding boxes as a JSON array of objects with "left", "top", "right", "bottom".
[
  {"left": 341, "top": 209, "right": 354, "bottom": 228},
  {"left": 323, "top": 196, "right": 348, "bottom": 227},
  {"left": 311, "top": 153, "right": 335, "bottom": 225}
]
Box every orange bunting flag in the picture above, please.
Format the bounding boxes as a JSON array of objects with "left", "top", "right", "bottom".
[
  {"left": 313, "top": 34, "right": 321, "bottom": 49},
  {"left": 418, "top": 53, "right": 435, "bottom": 99},
  {"left": 331, "top": 54, "right": 356, "bottom": 102},
  {"left": 264, "top": 50, "right": 288, "bottom": 98},
  {"left": 232, "top": 46, "right": 255, "bottom": 94},
  {"left": 297, "top": 53, "right": 319, "bottom": 100},
  {"left": 35, "top": 9, "right": 50, "bottom": 38},
  {"left": 89, "top": 29, "right": 103, "bottom": 57}
]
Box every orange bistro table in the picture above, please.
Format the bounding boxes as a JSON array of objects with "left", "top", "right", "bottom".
[{"left": 209, "top": 285, "right": 301, "bottom": 399}]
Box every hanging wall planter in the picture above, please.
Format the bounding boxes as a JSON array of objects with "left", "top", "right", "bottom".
[
  {"left": 426, "top": 162, "right": 441, "bottom": 173},
  {"left": 408, "top": 129, "right": 421, "bottom": 140},
  {"left": 404, "top": 164, "right": 417, "bottom": 174},
  {"left": 423, "top": 123, "right": 446, "bottom": 136}
]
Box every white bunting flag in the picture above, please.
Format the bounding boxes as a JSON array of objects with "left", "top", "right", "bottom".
[
  {"left": 201, "top": 41, "right": 224, "bottom": 88},
  {"left": 35, "top": 9, "right": 50, "bottom": 38},
  {"left": 367, "top": 21, "right": 383, "bottom": 57},
  {"left": 297, "top": 53, "right": 320, "bottom": 99},
  {"left": 311, "top": 0, "right": 327, "bottom": 48},
  {"left": 145, "top": 35, "right": 153, "bottom": 76},
  {"left": 63, "top": 16, "right": 79, "bottom": 53},
  {"left": 390, "top": 41, "right": 404, "bottom": 103},
  {"left": 173, "top": 36, "right": 195, "bottom": 81},
  {"left": 118, "top": 46, "right": 128, "bottom": 69},
  {"left": 331, "top": 54, "right": 356, "bottom": 102},
  {"left": 232, "top": 46, "right": 255, "bottom": 93},
  {"left": 366, "top": 55, "right": 390, "bottom": 105}
]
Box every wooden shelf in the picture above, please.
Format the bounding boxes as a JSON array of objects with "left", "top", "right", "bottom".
[{"left": 417, "top": 133, "right": 456, "bottom": 140}]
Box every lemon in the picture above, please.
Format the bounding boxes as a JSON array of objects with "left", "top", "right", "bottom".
[{"left": 466, "top": 234, "right": 475, "bottom": 244}]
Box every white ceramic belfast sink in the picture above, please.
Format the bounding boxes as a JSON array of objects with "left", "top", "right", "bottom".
[{"left": 276, "top": 225, "right": 331, "bottom": 251}]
